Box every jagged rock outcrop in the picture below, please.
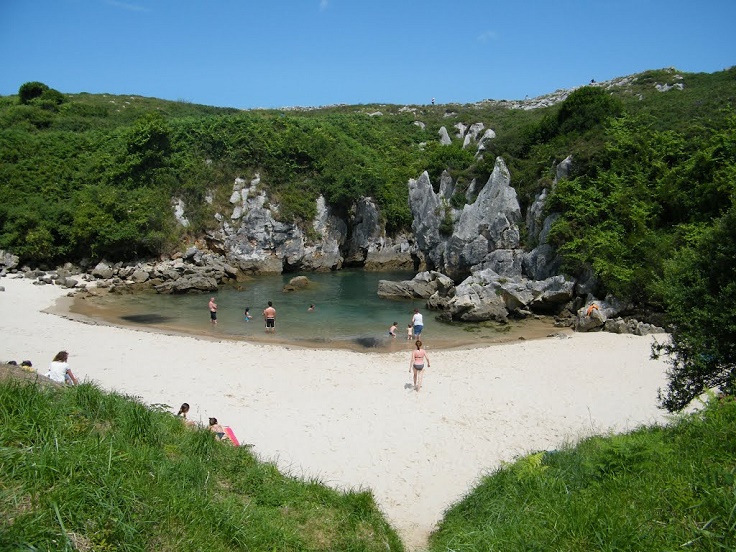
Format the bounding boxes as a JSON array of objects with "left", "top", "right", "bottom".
[
  {"left": 407, "top": 158, "right": 524, "bottom": 282},
  {"left": 344, "top": 198, "right": 414, "bottom": 270},
  {"left": 205, "top": 176, "right": 348, "bottom": 273},
  {"left": 408, "top": 172, "right": 445, "bottom": 270},
  {"left": 172, "top": 198, "right": 189, "bottom": 227},
  {"left": 445, "top": 270, "right": 575, "bottom": 322},
  {"left": 378, "top": 269, "right": 576, "bottom": 324},
  {"left": 176, "top": 177, "right": 418, "bottom": 275},
  {"left": 438, "top": 126, "right": 452, "bottom": 145},
  {"left": 523, "top": 155, "right": 572, "bottom": 280}
]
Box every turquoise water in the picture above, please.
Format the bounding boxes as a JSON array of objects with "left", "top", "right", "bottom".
[{"left": 73, "top": 270, "right": 559, "bottom": 350}]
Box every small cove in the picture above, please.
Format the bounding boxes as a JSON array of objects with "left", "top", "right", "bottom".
[{"left": 68, "top": 269, "right": 565, "bottom": 351}]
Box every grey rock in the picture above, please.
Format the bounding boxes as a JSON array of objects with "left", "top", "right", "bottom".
[
  {"left": 438, "top": 126, "right": 452, "bottom": 145},
  {"left": 0, "top": 250, "right": 19, "bottom": 270},
  {"left": 408, "top": 172, "right": 444, "bottom": 269},
  {"left": 155, "top": 274, "right": 218, "bottom": 294},
  {"left": 63, "top": 278, "right": 79, "bottom": 289},
  {"left": 172, "top": 198, "right": 190, "bottom": 228},
  {"left": 574, "top": 308, "right": 606, "bottom": 331},
  {"left": 377, "top": 271, "right": 453, "bottom": 300},
  {"left": 284, "top": 275, "right": 310, "bottom": 292},
  {"left": 130, "top": 269, "right": 150, "bottom": 284},
  {"left": 439, "top": 171, "right": 455, "bottom": 200},
  {"left": 92, "top": 261, "right": 114, "bottom": 280},
  {"left": 443, "top": 157, "right": 521, "bottom": 280}
]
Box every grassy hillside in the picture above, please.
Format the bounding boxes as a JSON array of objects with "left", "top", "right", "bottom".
[
  {"left": 3, "top": 368, "right": 735, "bottom": 551},
  {"left": 0, "top": 369, "right": 403, "bottom": 551},
  {"left": 2, "top": 67, "right": 734, "bottom": 273},
  {"left": 429, "top": 395, "right": 736, "bottom": 551}
]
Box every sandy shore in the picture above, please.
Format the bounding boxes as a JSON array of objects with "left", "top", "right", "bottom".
[{"left": 0, "top": 277, "right": 673, "bottom": 551}]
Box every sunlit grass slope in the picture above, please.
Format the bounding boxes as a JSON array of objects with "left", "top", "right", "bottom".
[
  {"left": 428, "top": 396, "right": 736, "bottom": 551},
  {"left": 0, "top": 372, "right": 403, "bottom": 551}
]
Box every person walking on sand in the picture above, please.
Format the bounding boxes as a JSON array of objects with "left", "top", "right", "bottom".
[
  {"left": 208, "top": 297, "right": 218, "bottom": 325},
  {"left": 411, "top": 308, "right": 424, "bottom": 340},
  {"left": 409, "top": 340, "right": 430, "bottom": 392},
  {"left": 263, "top": 301, "right": 276, "bottom": 332},
  {"left": 46, "top": 350, "right": 78, "bottom": 386}
]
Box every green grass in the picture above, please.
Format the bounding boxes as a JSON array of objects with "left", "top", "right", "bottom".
[
  {"left": 0, "top": 375, "right": 403, "bottom": 551},
  {"left": 428, "top": 395, "right": 736, "bottom": 551}
]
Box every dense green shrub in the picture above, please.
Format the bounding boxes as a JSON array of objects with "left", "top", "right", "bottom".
[
  {"left": 654, "top": 203, "right": 736, "bottom": 411},
  {"left": 556, "top": 85, "right": 624, "bottom": 135},
  {"left": 18, "top": 81, "right": 50, "bottom": 104}
]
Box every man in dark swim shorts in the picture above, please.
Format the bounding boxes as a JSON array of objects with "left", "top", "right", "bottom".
[
  {"left": 208, "top": 297, "right": 218, "bottom": 325},
  {"left": 263, "top": 300, "right": 276, "bottom": 332}
]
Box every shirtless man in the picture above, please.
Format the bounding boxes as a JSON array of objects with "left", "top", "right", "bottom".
[
  {"left": 263, "top": 300, "right": 276, "bottom": 332},
  {"left": 208, "top": 297, "right": 218, "bottom": 325}
]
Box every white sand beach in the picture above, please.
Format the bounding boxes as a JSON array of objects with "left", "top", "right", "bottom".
[{"left": 1, "top": 277, "right": 673, "bottom": 551}]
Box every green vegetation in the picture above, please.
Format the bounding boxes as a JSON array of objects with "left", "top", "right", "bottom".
[
  {"left": 654, "top": 204, "right": 736, "bottom": 412},
  {"left": 429, "top": 395, "right": 736, "bottom": 551},
  {"left": 2, "top": 68, "right": 735, "bottom": 411},
  {"left": 0, "top": 375, "right": 403, "bottom": 551}
]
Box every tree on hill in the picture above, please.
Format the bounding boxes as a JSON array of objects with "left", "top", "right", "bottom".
[
  {"left": 18, "top": 81, "right": 49, "bottom": 104},
  {"left": 18, "top": 81, "right": 66, "bottom": 109},
  {"left": 654, "top": 203, "right": 736, "bottom": 412}
]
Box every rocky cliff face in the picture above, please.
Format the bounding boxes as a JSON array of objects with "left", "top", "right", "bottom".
[
  {"left": 408, "top": 157, "right": 523, "bottom": 281},
  {"left": 198, "top": 175, "right": 412, "bottom": 274},
  {"left": 170, "top": 153, "right": 570, "bottom": 286}
]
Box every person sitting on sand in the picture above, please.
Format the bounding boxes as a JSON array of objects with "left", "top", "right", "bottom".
[
  {"left": 409, "top": 340, "right": 430, "bottom": 392},
  {"left": 46, "top": 351, "right": 78, "bottom": 386},
  {"left": 389, "top": 322, "right": 397, "bottom": 338},
  {"left": 209, "top": 417, "right": 226, "bottom": 440}
]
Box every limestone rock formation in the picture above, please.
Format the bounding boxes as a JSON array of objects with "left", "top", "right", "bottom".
[{"left": 407, "top": 157, "right": 523, "bottom": 282}]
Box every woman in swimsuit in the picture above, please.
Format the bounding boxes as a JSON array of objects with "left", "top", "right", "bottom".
[{"left": 409, "top": 340, "right": 430, "bottom": 392}]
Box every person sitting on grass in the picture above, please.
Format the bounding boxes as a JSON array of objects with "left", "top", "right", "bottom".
[
  {"left": 46, "top": 351, "right": 78, "bottom": 386},
  {"left": 176, "top": 402, "right": 196, "bottom": 426},
  {"left": 209, "top": 417, "right": 226, "bottom": 440}
]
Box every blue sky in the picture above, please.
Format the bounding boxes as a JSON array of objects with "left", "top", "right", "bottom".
[{"left": 1, "top": 0, "right": 734, "bottom": 109}]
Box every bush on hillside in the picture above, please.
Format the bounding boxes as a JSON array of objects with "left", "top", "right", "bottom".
[
  {"left": 655, "top": 204, "right": 736, "bottom": 411},
  {"left": 18, "top": 81, "right": 50, "bottom": 104}
]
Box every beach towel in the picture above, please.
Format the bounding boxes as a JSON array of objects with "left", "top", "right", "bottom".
[{"left": 224, "top": 426, "right": 240, "bottom": 446}]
